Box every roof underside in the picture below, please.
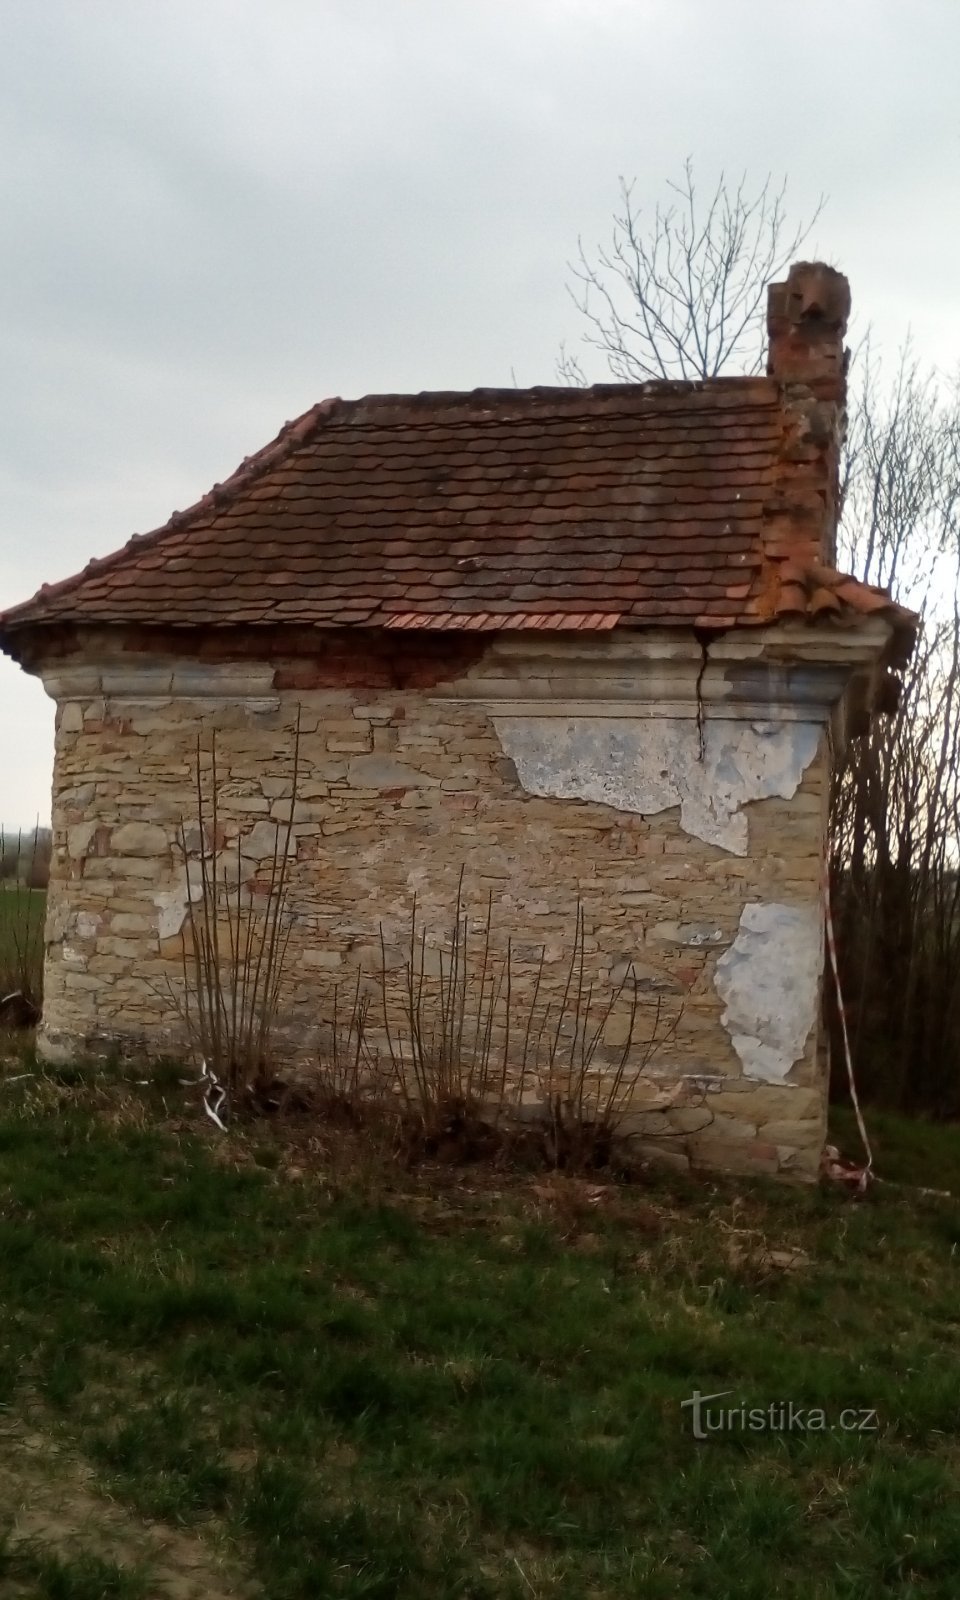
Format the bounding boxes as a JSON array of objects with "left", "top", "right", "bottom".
[{"left": 0, "top": 381, "right": 916, "bottom": 656}]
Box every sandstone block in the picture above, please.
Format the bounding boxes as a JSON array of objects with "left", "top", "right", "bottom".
[
  {"left": 270, "top": 800, "right": 330, "bottom": 823},
  {"left": 110, "top": 914, "right": 154, "bottom": 936},
  {"left": 94, "top": 857, "right": 163, "bottom": 880},
  {"left": 96, "top": 937, "right": 144, "bottom": 959},
  {"left": 111, "top": 821, "right": 168, "bottom": 857},
  {"left": 241, "top": 819, "right": 297, "bottom": 858},
  {"left": 650, "top": 921, "right": 729, "bottom": 947},
  {"left": 699, "top": 1113, "right": 759, "bottom": 1141},
  {"left": 301, "top": 950, "right": 343, "bottom": 969},
  {"left": 62, "top": 782, "right": 96, "bottom": 809},
  {"left": 706, "top": 1084, "right": 822, "bottom": 1122},
  {"left": 608, "top": 958, "right": 683, "bottom": 994},
  {"left": 347, "top": 754, "right": 427, "bottom": 790},
  {"left": 222, "top": 796, "right": 270, "bottom": 815},
  {"left": 67, "top": 823, "right": 98, "bottom": 859},
  {"left": 631, "top": 1142, "right": 691, "bottom": 1173},
  {"left": 327, "top": 735, "right": 372, "bottom": 753},
  {"left": 352, "top": 705, "right": 398, "bottom": 724},
  {"left": 757, "top": 1117, "right": 823, "bottom": 1145},
  {"left": 688, "top": 1136, "right": 781, "bottom": 1175},
  {"left": 602, "top": 1014, "right": 634, "bottom": 1048}
]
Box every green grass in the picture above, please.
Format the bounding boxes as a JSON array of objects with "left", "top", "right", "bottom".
[
  {"left": 0, "top": 1068, "right": 958, "bottom": 1597},
  {"left": 0, "top": 1538, "right": 151, "bottom": 1599},
  {"left": 0, "top": 883, "right": 45, "bottom": 1003},
  {"left": 831, "top": 1102, "right": 960, "bottom": 1191}
]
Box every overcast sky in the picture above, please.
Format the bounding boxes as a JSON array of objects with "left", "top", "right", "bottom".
[{"left": 3, "top": 0, "right": 960, "bottom": 826}]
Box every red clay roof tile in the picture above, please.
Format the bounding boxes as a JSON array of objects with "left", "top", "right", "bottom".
[{"left": 0, "top": 381, "right": 917, "bottom": 660}]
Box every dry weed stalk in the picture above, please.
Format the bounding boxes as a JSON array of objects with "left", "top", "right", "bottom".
[
  {"left": 314, "top": 970, "right": 384, "bottom": 1119},
  {"left": 377, "top": 879, "right": 683, "bottom": 1165},
  {"left": 537, "top": 905, "right": 683, "bottom": 1168},
  {"left": 380, "top": 870, "right": 528, "bottom": 1133},
  {"left": 171, "top": 715, "right": 301, "bottom": 1118}
]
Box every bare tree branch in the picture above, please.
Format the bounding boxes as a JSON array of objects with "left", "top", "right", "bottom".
[{"left": 558, "top": 159, "right": 824, "bottom": 383}]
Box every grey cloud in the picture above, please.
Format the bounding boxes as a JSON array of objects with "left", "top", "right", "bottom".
[{"left": 2, "top": 0, "right": 959, "bottom": 822}]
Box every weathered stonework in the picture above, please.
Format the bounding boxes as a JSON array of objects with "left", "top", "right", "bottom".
[
  {"left": 30, "top": 625, "right": 857, "bottom": 1180},
  {"left": 0, "top": 264, "right": 919, "bottom": 1188}
]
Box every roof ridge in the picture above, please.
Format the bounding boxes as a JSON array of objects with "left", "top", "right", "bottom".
[
  {"left": 324, "top": 404, "right": 780, "bottom": 435},
  {"left": 333, "top": 375, "right": 775, "bottom": 408}
]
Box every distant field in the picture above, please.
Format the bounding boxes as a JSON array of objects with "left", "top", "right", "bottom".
[{"left": 0, "top": 884, "right": 45, "bottom": 1000}]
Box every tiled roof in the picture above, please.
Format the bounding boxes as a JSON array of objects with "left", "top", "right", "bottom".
[
  {"left": 0, "top": 380, "right": 915, "bottom": 653},
  {"left": 774, "top": 561, "right": 917, "bottom": 665}
]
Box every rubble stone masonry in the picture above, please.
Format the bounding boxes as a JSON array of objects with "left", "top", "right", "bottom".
[{"left": 35, "top": 625, "right": 844, "bottom": 1181}]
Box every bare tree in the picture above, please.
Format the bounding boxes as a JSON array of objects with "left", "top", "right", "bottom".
[
  {"left": 561, "top": 164, "right": 960, "bottom": 1116},
  {"left": 558, "top": 159, "right": 823, "bottom": 384},
  {"left": 831, "top": 353, "right": 960, "bottom": 1113}
]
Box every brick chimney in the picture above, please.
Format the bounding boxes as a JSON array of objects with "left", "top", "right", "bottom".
[{"left": 766, "top": 261, "right": 850, "bottom": 398}]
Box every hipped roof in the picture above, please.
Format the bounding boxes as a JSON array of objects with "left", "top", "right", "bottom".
[{"left": 0, "top": 380, "right": 917, "bottom": 660}]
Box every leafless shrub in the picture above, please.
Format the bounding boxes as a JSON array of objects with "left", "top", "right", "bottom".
[
  {"left": 537, "top": 906, "right": 683, "bottom": 1170},
  {"left": 376, "top": 879, "right": 683, "bottom": 1168},
  {"left": 169, "top": 718, "right": 300, "bottom": 1119},
  {"left": 831, "top": 349, "right": 960, "bottom": 1113},
  {"left": 379, "top": 872, "right": 525, "bottom": 1150},
  {"left": 313, "top": 971, "right": 388, "bottom": 1124}
]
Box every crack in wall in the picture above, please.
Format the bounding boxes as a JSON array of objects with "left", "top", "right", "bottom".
[{"left": 692, "top": 628, "right": 711, "bottom": 762}]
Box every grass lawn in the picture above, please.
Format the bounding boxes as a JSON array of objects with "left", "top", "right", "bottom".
[{"left": 0, "top": 1065, "right": 958, "bottom": 1598}]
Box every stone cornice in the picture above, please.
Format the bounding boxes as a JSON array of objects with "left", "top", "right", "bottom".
[
  {"left": 431, "top": 623, "right": 893, "bottom": 724},
  {"left": 34, "top": 619, "right": 895, "bottom": 728}
]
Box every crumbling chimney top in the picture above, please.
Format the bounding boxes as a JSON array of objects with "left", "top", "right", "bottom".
[{"left": 767, "top": 261, "right": 850, "bottom": 396}]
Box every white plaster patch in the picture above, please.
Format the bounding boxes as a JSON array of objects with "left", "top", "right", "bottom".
[
  {"left": 243, "top": 819, "right": 298, "bottom": 859},
  {"left": 492, "top": 716, "right": 820, "bottom": 854},
  {"left": 67, "top": 823, "right": 97, "bottom": 860},
  {"left": 713, "top": 902, "right": 823, "bottom": 1082},
  {"left": 153, "top": 865, "right": 205, "bottom": 940}
]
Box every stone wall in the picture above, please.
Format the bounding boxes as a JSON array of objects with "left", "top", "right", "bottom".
[{"left": 37, "top": 625, "right": 843, "bottom": 1180}]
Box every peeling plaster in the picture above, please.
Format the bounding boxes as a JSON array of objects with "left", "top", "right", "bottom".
[
  {"left": 492, "top": 716, "right": 820, "bottom": 854},
  {"left": 713, "top": 902, "right": 823, "bottom": 1082},
  {"left": 153, "top": 863, "right": 206, "bottom": 940}
]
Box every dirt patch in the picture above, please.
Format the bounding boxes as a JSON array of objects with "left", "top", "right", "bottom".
[{"left": 0, "top": 1416, "right": 255, "bottom": 1599}]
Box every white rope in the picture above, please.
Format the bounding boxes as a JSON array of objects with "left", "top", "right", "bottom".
[
  {"left": 823, "top": 860, "right": 873, "bottom": 1188},
  {"left": 197, "top": 1058, "right": 228, "bottom": 1131}
]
